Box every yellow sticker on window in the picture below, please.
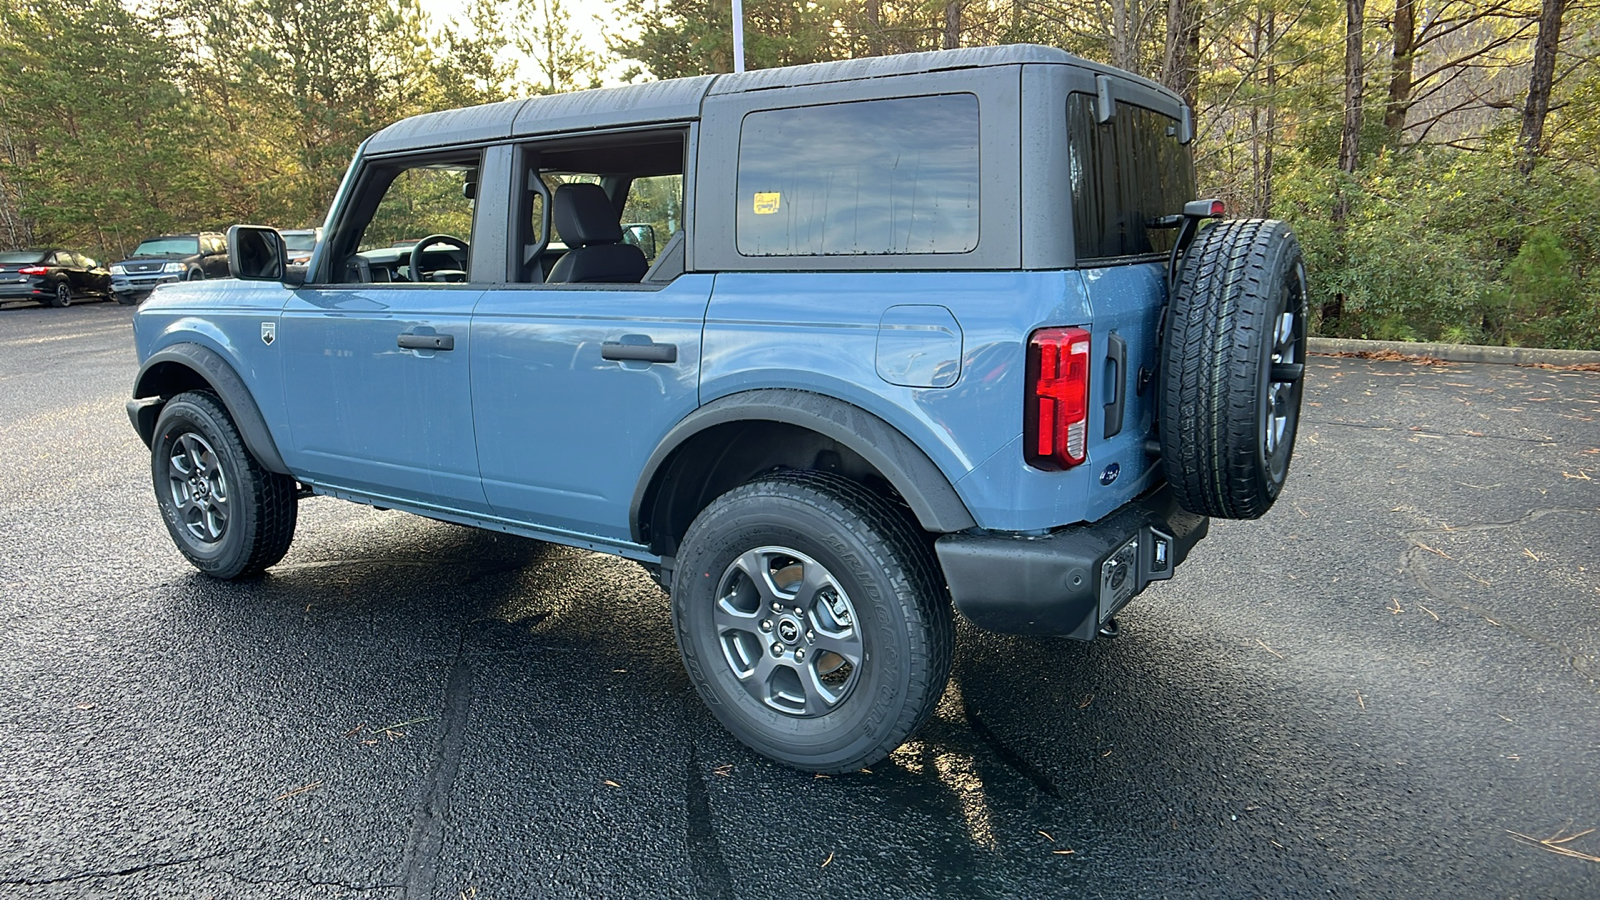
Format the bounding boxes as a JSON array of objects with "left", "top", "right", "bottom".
[{"left": 752, "top": 192, "right": 781, "bottom": 215}]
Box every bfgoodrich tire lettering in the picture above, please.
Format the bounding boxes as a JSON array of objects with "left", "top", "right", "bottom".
[
  {"left": 151, "top": 391, "right": 297, "bottom": 578},
  {"left": 1160, "top": 218, "right": 1308, "bottom": 519},
  {"left": 672, "top": 471, "right": 952, "bottom": 773}
]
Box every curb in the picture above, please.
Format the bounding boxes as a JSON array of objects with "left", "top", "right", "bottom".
[{"left": 1308, "top": 337, "right": 1600, "bottom": 367}]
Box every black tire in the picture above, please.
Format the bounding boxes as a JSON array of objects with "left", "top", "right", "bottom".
[
  {"left": 151, "top": 391, "right": 297, "bottom": 578},
  {"left": 1160, "top": 218, "right": 1308, "bottom": 520},
  {"left": 672, "top": 471, "right": 953, "bottom": 773},
  {"left": 47, "top": 282, "right": 71, "bottom": 308},
  {"left": 187, "top": 269, "right": 204, "bottom": 281}
]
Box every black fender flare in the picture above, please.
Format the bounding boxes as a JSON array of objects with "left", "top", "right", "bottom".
[
  {"left": 630, "top": 389, "right": 977, "bottom": 547},
  {"left": 128, "top": 342, "right": 290, "bottom": 475}
]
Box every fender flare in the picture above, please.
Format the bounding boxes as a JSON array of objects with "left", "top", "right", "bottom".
[
  {"left": 129, "top": 342, "right": 290, "bottom": 475},
  {"left": 630, "top": 389, "right": 977, "bottom": 545}
]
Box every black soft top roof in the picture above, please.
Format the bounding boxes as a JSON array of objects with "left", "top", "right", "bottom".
[{"left": 364, "top": 44, "right": 1183, "bottom": 156}]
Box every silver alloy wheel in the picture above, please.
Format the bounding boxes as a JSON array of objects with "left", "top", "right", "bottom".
[
  {"left": 1262, "top": 263, "right": 1307, "bottom": 482},
  {"left": 713, "top": 546, "right": 863, "bottom": 717},
  {"left": 166, "top": 431, "right": 230, "bottom": 543}
]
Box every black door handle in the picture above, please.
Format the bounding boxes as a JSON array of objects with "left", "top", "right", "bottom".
[
  {"left": 601, "top": 340, "right": 677, "bottom": 363},
  {"left": 1104, "top": 332, "right": 1127, "bottom": 439},
  {"left": 398, "top": 333, "right": 455, "bottom": 351}
]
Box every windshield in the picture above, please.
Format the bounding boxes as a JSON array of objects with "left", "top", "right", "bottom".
[
  {"left": 0, "top": 250, "right": 47, "bottom": 264},
  {"left": 131, "top": 237, "right": 199, "bottom": 257},
  {"left": 283, "top": 232, "right": 318, "bottom": 252}
]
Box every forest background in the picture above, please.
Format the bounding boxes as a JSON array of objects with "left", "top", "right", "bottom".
[{"left": 0, "top": 0, "right": 1595, "bottom": 347}]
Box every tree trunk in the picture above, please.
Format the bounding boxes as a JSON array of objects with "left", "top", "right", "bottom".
[
  {"left": 1264, "top": 8, "right": 1276, "bottom": 216},
  {"left": 1164, "top": 0, "right": 1202, "bottom": 110},
  {"left": 1328, "top": 0, "right": 1366, "bottom": 334},
  {"left": 1110, "top": 0, "right": 1135, "bottom": 73},
  {"left": 1518, "top": 0, "right": 1565, "bottom": 174},
  {"left": 1384, "top": 0, "right": 1414, "bottom": 137},
  {"left": 1338, "top": 0, "right": 1365, "bottom": 178},
  {"left": 943, "top": 0, "right": 961, "bottom": 50},
  {"left": 864, "top": 0, "right": 882, "bottom": 55}
]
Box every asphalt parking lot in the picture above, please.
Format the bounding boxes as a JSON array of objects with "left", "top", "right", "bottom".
[{"left": 2, "top": 300, "right": 1598, "bottom": 899}]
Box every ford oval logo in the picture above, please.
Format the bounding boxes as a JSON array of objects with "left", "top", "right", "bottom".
[{"left": 1100, "top": 463, "right": 1120, "bottom": 486}]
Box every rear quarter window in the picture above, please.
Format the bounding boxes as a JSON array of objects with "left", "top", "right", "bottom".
[
  {"left": 736, "top": 94, "right": 980, "bottom": 257},
  {"left": 1068, "top": 94, "right": 1195, "bottom": 261}
]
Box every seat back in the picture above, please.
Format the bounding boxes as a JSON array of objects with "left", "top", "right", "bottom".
[{"left": 546, "top": 183, "right": 648, "bottom": 284}]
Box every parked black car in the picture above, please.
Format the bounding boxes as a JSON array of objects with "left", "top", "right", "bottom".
[
  {"left": 109, "top": 233, "right": 228, "bottom": 305},
  {"left": 0, "top": 248, "right": 112, "bottom": 307}
]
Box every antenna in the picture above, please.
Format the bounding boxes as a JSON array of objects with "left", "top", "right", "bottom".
[{"left": 732, "top": 0, "right": 746, "bottom": 73}]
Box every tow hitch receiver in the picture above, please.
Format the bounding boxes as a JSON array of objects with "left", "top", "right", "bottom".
[{"left": 1098, "top": 526, "right": 1177, "bottom": 624}]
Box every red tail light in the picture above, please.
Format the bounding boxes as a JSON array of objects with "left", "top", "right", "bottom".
[
  {"left": 18, "top": 266, "right": 47, "bottom": 275},
  {"left": 1025, "top": 327, "right": 1092, "bottom": 470}
]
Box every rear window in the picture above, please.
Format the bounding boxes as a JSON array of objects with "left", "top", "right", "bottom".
[
  {"left": 736, "top": 94, "right": 980, "bottom": 256},
  {"left": 1068, "top": 94, "right": 1195, "bottom": 260},
  {"left": 132, "top": 236, "right": 200, "bottom": 257},
  {"left": 0, "top": 251, "right": 46, "bottom": 264}
]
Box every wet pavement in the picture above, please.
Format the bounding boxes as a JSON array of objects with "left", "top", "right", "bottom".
[{"left": 2, "top": 302, "right": 1598, "bottom": 898}]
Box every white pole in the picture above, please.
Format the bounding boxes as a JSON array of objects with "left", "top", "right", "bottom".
[{"left": 732, "top": 0, "right": 746, "bottom": 73}]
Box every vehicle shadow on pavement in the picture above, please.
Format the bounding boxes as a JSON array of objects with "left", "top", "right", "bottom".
[{"left": 124, "top": 521, "right": 1526, "bottom": 897}]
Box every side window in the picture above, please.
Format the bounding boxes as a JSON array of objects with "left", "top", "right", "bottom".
[
  {"left": 334, "top": 155, "right": 481, "bottom": 284},
  {"left": 735, "top": 94, "right": 980, "bottom": 257},
  {"left": 620, "top": 175, "right": 683, "bottom": 264},
  {"left": 514, "top": 130, "right": 686, "bottom": 285},
  {"left": 206, "top": 235, "right": 225, "bottom": 255},
  {"left": 50, "top": 252, "right": 68, "bottom": 267},
  {"left": 1067, "top": 94, "right": 1196, "bottom": 261}
]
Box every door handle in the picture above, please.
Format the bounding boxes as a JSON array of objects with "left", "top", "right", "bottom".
[
  {"left": 601, "top": 340, "right": 677, "bottom": 364},
  {"left": 398, "top": 332, "right": 454, "bottom": 351},
  {"left": 1103, "top": 332, "right": 1127, "bottom": 439}
]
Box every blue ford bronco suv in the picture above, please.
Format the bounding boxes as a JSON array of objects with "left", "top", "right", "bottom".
[{"left": 126, "top": 45, "right": 1306, "bottom": 773}]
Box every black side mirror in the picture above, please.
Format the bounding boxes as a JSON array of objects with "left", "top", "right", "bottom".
[
  {"left": 621, "top": 223, "right": 657, "bottom": 260},
  {"left": 227, "top": 225, "right": 286, "bottom": 282}
]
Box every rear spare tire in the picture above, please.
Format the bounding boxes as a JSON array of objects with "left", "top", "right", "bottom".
[{"left": 1160, "top": 219, "right": 1307, "bottom": 520}]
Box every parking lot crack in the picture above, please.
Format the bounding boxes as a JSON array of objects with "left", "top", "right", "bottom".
[
  {"left": 683, "top": 742, "right": 736, "bottom": 900},
  {"left": 962, "top": 702, "right": 1061, "bottom": 799},
  {"left": 0, "top": 849, "right": 238, "bottom": 886},
  {"left": 399, "top": 641, "right": 475, "bottom": 899}
]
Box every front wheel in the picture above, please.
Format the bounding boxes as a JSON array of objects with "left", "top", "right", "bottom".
[
  {"left": 151, "top": 391, "right": 297, "bottom": 578},
  {"left": 672, "top": 471, "right": 952, "bottom": 773}
]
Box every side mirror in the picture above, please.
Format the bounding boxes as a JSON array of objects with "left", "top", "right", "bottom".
[
  {"left": 621, "top": 223, "right": 657, "bottom": 260},
  {"left": 227, "top": 225, "right": 287, "bottom": 282}
]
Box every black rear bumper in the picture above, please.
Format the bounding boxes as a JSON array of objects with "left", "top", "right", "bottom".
[{"left": 935, "top": 484, "right": 1208, "bottom": 638}]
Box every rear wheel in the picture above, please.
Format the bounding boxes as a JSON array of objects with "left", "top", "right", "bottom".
[
  {"left": 672, "top": 471, "right": 952, "bottom": 773},
  {"left": 151, "top": 391, "right": 297, "bottom": 578},
  {"left": 48, "top": 282, "right": 71, "bottom": 308},
  {"left": 1160, "top": 218, "right": 1307, "bottom": 519}
]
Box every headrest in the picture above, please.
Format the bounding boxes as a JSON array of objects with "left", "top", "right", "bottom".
[{"left": 552, "top": 183, "right": 622, "bottom": 247}]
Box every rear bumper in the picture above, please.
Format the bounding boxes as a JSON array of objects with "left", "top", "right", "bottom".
[
  {"left": 935, "top": 483, "right": 1208, "bottom": 638},
  {"left": 0, "top": 282, "right": 46, "bottom": 299}
]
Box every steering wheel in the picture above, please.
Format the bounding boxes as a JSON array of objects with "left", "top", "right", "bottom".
[{"left": 410, "top": 234, "right": 470, "bottom": 282}]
